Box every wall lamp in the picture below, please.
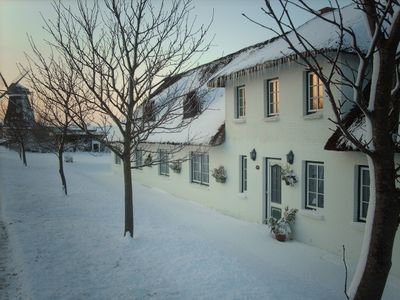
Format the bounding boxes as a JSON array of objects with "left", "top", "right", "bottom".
[
  {"left": 286, "top": 150, "right": 294, "bottom": 165},
  {"left": 250, "top": 148, "right": 257, "bottom": 161}
]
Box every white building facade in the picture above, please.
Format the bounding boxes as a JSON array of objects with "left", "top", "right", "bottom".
[{"left": 112, "top": 6, "right": 400, "bottom": 276}]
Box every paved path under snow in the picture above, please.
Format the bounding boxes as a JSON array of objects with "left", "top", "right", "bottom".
[{"left": 0, "top": 147, "right": 399, "bottom": 300}]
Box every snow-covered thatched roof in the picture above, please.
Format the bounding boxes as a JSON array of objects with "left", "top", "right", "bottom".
[
  {"left": 208, "top": 4, "right": 369, "bottom": 87},
  {"left": 324, "top": 105, "right": 366, "bottom": 151},
  {"left": 145, "top": 57, "right": 234, "bottom": 146}
]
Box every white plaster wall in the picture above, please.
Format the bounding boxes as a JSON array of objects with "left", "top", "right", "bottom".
[{"left": 111, "top": 56, "right": 400, "bottom": 276}]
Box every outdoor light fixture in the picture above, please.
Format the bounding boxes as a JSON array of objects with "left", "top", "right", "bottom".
[
  {"left": 286, "top": 150, "right": 294, "bottom": 165},
  {"left": 250, "top": 148, "right": 257, "bottom": 161}
]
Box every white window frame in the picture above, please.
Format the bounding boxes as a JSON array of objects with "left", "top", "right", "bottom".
[
  {"left": 306, "top": 72, "right": 324, "bottom": 114},
  {"left": 159, "top": 149, "right": 169, "bottom": 176},
  {"left": 266, "top": 78, "right": 280, "bottom": 117},
  {"left": 191, "top": 152, "right": 209, "bottom": 185},
  {"left": 358, "top": 166, "right": 370, "bottom": 222},
  {"left": 236, "top": 85, "right": 246, "bottom": 118},
  {"left": 305, "top": 161, "right": 324, "bottom": 209},
  {"left": 135, "top": 149, "right": 143, "bottom": 169},
  {"left": 240, "top": 155, "right": 247, "bottom": 193}
]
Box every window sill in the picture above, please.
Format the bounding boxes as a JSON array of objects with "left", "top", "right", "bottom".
[
  {"left": 238, "top": 193, "right": 248, "bottom": 200},
  {"left": 263, "top": 116, "right": 280, "bottom": 122},
  {"left": 351, "top": 221, "right": 365, "bottom": 232},
  {"left": 299, "top": 209, "right": 325, "bottom": 221},
  {"left": 233, "top": 118, "right": 246, "bottom": 124},
  {"left": 303, "top": 112, "right": 323, "bottom": 120},
  {"left": 191, "top": 182, "right": 210, "bottom": 190}
]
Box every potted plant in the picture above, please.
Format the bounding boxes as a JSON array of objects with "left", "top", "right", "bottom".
[
  {"left": 281, "top": 164, "right": 297, "bottom": 186},
  {"left": 144, "top": 153, "right": 153, "bottom": 167},
  {"left": 212, "top": 166, "right": 227, "bottom": 183},
  {"left": 267, "top": 206, "right": 298, "bottom": 242},
  {"left": 169, "top": 161, "right": 182, "bottom": 173}
]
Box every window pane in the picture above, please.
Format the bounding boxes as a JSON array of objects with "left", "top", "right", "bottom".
[
  {"left": 309, "top": 178, "right": 316, "bottom": 192},
  {"left": 271, "top": 207, "right": 282, "bottom": 220},
  {"left": 362, "top": 203, "right": 368, "bottom": 218},
  {"left": 309, "top": 164, "right": 317, "bottom": 178},
  {"left": 308, "top": 192, "right": 317, "bottom": 206},
  {"left": 362, "top": 169, "right": 370, "bottom": 185},
  {"left": 318, "top": 194, "right": 324, "bottom": 208},
  {"left": 362, "top": 186, "right": 370, "bottom": 203},
  {"left": 318, "top": 165, "right": 324, "bottom": 179},
  {"left": 318, "top": 179, "right": 324, "bottom": 194}
]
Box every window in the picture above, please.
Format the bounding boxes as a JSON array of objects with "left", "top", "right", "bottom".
[
  {"left": 306, "top": 72, "right": 324, "bottom": 114},
  {"left": 159, "top": 150, "right": 169, "bottom": 176},
  {"left": 191, "top": 152, "right": 209, "bottom": 185},
  {"left": 144, "top": 101, "right": 156, "bottom": 122},
  {"left": 236, "top": 86, "right": 246, "bottom": 118},
  {"left": 266, "top": 79, "right": 280, "bottom": 117},
  {"left": 358, "top": 166, "right": 370, "bottom": 222},
  {"left": 305, "top": 161, "right": 324, "bottom": 209},
  {"left": 183, "top": 91, "right": 200, "bottom": 119},
  {"left": 114, "top": 153, "right": 121, "bottom": 165},
  {"left": 135, "top": 150, "right": 143, "bottom": 169},
  {"left": 240, "top": 155, "right": 247, "bottom": 193}
]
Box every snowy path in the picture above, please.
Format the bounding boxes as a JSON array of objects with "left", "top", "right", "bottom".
[{"left": 0, "top": 147, "right": 399, "bottom": 300}]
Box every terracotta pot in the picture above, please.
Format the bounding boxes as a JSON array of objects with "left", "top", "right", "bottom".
[{"left": 275, "top": 233, "right": 286, "bottom": 242}]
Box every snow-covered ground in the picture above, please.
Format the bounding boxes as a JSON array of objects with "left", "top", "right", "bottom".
[{"left": 0, "top": 147, "right": 399, "bottom": 300}]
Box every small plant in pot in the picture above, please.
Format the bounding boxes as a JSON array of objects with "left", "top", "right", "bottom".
[
  {"left": 212, "top": 166, "right": 227, "bottom": 183},
  {"left": 267, "top": 206, "right": 298, "bottom": 242},
  {"left": 169, "top": 161, "right": 182, "bottom": 173}
]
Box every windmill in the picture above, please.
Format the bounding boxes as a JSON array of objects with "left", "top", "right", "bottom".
[{"left": 0, "top": 71, "right": 28, "bottom": 100}]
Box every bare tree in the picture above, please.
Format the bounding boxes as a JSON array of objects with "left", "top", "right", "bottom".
[
  {"left": 39, "top": 0, "right": 212, "bottom": 237},
  {"left": 244, "top": 1, "right": 400, "bottom": 298},
  {"left": 23, "top": 41, "right": 80, "bottom": 195}
]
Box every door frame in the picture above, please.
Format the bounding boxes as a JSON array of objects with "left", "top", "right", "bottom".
[{"left": 263, "top": 157, "right": 282, "bottom": 222}]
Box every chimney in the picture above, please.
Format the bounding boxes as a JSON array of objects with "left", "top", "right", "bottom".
[{"left": 318, "top": 7, "right": 335, "bottom": 15}]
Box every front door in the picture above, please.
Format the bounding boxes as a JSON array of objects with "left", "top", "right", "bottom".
[{"left": 266, "top": 158, "right": 282, "bottom": 220}]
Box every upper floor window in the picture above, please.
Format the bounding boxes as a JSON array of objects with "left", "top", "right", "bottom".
[
  {"left": 236, "top": 85, "right": 246, "bottom": 118},
  {"left": 306, "top": 72, "right": 324, "bottom": 114},
  {"left": 135, "top": 150, "right": 143, "bottom": 169},
  {"left": 266, "top": 79, "right": 280, "bottom": 117},
  {"left": 114, "top": 153, "right": 121, "bottom": 165},
  {"left": 191, "top": 152, "right": 209, "bottom": 185},
  {"left": 144, "top": 101, "right": 156, "bottom": 122},
  {"left": 240, "top": 155, "right": 247, "bottom": 193},
  {"left": 183, "top": 91, "right": 200, "bottom": 119},
  {"left": 305, "top": 161, "right": 324, "bottom": 209},
  {"left": 358, "top": 166, "right": 370, "bottom": 222},
  {"left": 159, "top": 149, "right": 169, "bottom": 176}
]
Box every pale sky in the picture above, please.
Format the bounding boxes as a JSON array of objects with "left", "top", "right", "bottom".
[{"left": 0, "top": 0, "right": 351, "bottom": 84}]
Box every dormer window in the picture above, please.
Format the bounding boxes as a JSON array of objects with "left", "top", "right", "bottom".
[
  {"left": 143, "top": 101, "right": 155, "bottom": 122},
  {"left": 183, "top": 91, "right": 200, "bottom": 119}
]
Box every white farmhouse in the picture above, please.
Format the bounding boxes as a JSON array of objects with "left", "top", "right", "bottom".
[{"left": 112, "top": 5, "right": 400, "bottom": 276}]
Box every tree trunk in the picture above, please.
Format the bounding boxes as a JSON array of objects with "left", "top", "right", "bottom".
[
  {"left": 352, "top": 154, "right": 400, "bottom": 299},
  {"left": 58, "top": 147, "right": 67, "bottom": 196},
  {"left": 21, "top": 142, "right": 27, "bottom": 166},
  {"left": 122, "top": 156, "right": 134, "bottom": 237},
  {"left": 351, "top": 48, "right": 400, "bottom": 299}
]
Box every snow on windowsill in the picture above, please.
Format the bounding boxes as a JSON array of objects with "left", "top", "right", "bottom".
[
  {"left": 237, "top": 193, "right": 248, "bottom": 200},
  {"left": 263, "top": 116, "right": 280, "bottom": 122},
  {"left": 351, "top": 221, "right": 365, "bottom": 232},
  {"left": 303, "top": 112, "right": 323, "bottom": 120},
  {"left": 299, "top": 209, "right": 325, "bottom": 221},
  {"left": 232, "top": 118, "right": 246, "bottom": 124}
]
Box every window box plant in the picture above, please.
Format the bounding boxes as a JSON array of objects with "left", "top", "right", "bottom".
[
  {"left": 267, "top": 206, "right": 298, "bottom": 242},
  {"left": 144, "top": 153, "right": 153, "bottom": 167},
  {"left": 212, "top": 166, "right": 227, "bottom": 183},
  {"left": 169, "top": 161, "right": 182, "bottom": 173},
  {"left": 281, "top": 163, "right": 297, "bottom": 186}
]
